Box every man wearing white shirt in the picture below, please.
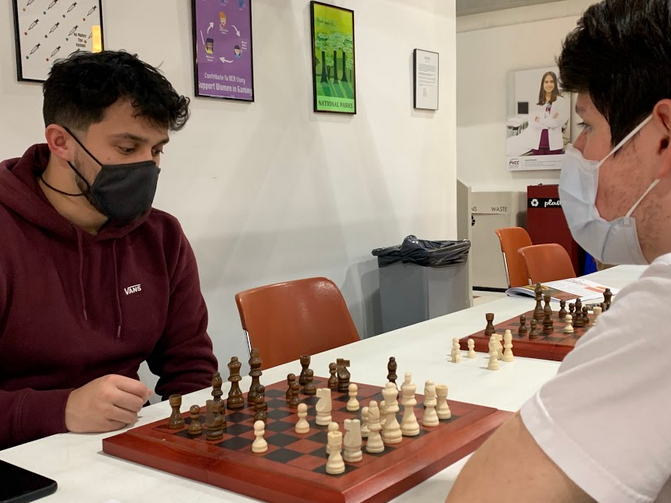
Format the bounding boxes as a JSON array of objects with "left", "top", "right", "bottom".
[{"left": 447, "top": 1, "right": 671, "bottom": 502}]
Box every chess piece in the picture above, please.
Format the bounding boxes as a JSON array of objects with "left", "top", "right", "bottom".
[
  {"left": 495, "top": 333, "right": 503, "bottom": 360},
  {"left": 168, "top": 394, "right": 185, "bottom": 429},
  {"left": 484, "top": 312, "right": 495, "bottom": 336},
  {"left": 295, "top": 403, "right": 310, "bottom": 434},
  {"left": 327, "top": 362, "right": 338, "bottom": 390},
  {"left": 343, "top": 419, "right": 363, "bottom": 463},
  {"left": 248, "top": 347, "right": 263, "bottom": 405},
  {"left": 558, "top": 300, "right": 567, "bottom": 320},
  {"left": 593, "top": 306, "right": 602, "bottom": 325},
  {"left": 387, "top": 357, "right": 398, "bottom": 386},
  {"left": 316, "top": 388, "right": 333, "bottom": 425},
  {"left": 286, "top": 373, "right": 297, "bottom": 401},
  {"left": 451, "top": 338, "right": 462, "bottom": 363},
  {"left": 361, "top": 406, "right": 370, "bottom": 438},
  {"left": 518, "top": 314, "right": 528, "bottom": 336},
  {"left": 502, "top": 330, "right": 514, "bottom": 362},
  {"left": 533, "top": 283, "right": 543, "bottom": 321},
  {"left": 564, "top": 314, "right": 574, "bottom": 334},
  {"left": 254, "top": 386, "right": 267, "bottom": 423},
  {"left": 299, "top": 355, "right": 311, "bottom": 386},
  {"left": 205, "top": 400, "right": 225, "bottom": 440},
  {"left": 569, "top": 302, "right": 576, "bottom": 319},
  {"left": 529, "top": 319, "right": 539, "bottom": 340},
  {"left": 252, "top": 420, "right": 268, "bottom": 453},
  {"left": 573, "top": 299, "right": 585, "bottom": 328},
  {"left": 603, "top": 288, "right": 612, "bottom": 310},
  {"left": 543, "top": 302, "right": 554, "bottom": 335},
  {"left": 365, "top": 401, "right": 384, "bottom": 453},
  {"left": 326, "top": 423, "right": 345, "bottom": 475},
  {"left": 211, "top": 372, "right": 223, "bottom": 403},
  {"left": 187, "top": 405, "right": 202, "bottom": 436},
  {"left": 381, "top": 383, "right": 402, "bottom": 443},
  {"left": 336, "top": 358, "right": 351, "bottom": 393},
  {"left": 582, "top": 306, "right": 591, "bottom": 326},
  {"left": 487, "top": 335, "right": 500, "bottom": 370},
  {"left": 226, "top": 357, "right": 244, "bottom": 410},
  {"left": 422, "top": 381, "right": 439, "bottom": 427},
  {"left": 435, "top": 384, "right": 452, "bottom": 420},
  {"left": 303, "top": 369, "right": 317, "bottom": 396},
  {"left": 467, "top": 338, "right": 477, "bottom": 358},
  {"left": 543, "top": 294, "right": 553, "bottom": 315},
  {"left": 379, "top": 399, "right": 387, "bottom": 429},
  {"left": 400, "top": 374, "right": 419, "bottom": 436},
  {"left": 347, "top": 383, "right": 360, "bottom": 411},
  {"left": 289, "top": 382, "right": 301, "bottom": 408}
]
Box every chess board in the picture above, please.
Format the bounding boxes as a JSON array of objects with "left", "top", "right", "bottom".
[
  {"left": 460, "top": 309, "right": 593, "bottom": 361},
  {"left": 103, "top": 377, "right": 511, "bottom": 503}
]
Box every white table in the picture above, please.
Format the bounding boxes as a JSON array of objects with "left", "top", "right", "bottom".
[{"left": 0, "top": 266, "right": 645, "bottom": 503}]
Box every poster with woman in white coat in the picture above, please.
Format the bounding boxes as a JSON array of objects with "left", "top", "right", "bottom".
[{"left": 506, "top": 67, "right": 571, "bottom": 171}]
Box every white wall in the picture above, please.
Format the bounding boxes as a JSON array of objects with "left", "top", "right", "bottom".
[
  {"left": 456, "top": 0, "right": 596, "bottom": 192},
  {"left": 0, "top": 1, "right": 457, "bottom": 373}
]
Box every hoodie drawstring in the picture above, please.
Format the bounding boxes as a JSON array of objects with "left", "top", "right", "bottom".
[
  {"left": 112, "top": 241, "right": 123, "bottom": 339},
  {"left": 76, "top": 230, "right": 88, "bottom": 321}
]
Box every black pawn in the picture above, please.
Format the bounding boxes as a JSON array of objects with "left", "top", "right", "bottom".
[
  {"left": 518, "top": 314, "right": 528, "bottom": 336},
  {"left": 387, "top": 357, "right": 398, "bottom": 385},
  {"left": 327, "top": 362, "right": 338, "bottom": 390},
  {"left": 303, "top": 369, "right": 316, "bottom": 395},
  {"left": 254, "top": 385, "right": 267, "bottom": 423},
  {"left": 188, "top": 405, "right": 202, "bottom": 436},
  {"left": 286, "top": 373, "right": 297, "bottom": 401},
  {"left": 573, "top": 299, "right": 585, "bottom": 328},
  {"left": 211, "top": 372, "right": 223, "bottom": 403},
  {"left": 289, "top": 382, "right": 301, "bottom": 408},
  {"left": 543, "top": 294, "right": 552, "bottom": 316},
  {"left": 582, "top": 306, "right": 591, "bottom": 326},
  {"left": 299, "top": 355, "right": 311, "bottom": 386},
  {"left": 558, "top": 300, "right": 567, "bottom": 320},
  {"left": 529, "top": 319, "right": 539, "bottom": 339},
  {"left": 603, "top": 288, "right": 613, "bottom": 310},
  {"left": 484, "top": 313, "right": 495, "bottom": 336}
]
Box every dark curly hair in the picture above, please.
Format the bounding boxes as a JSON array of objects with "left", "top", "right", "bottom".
[{"left": 43, "top": 50, "right": 190, "bottom": 132}]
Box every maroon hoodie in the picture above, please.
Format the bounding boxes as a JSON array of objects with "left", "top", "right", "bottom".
[{"left": 0, "top": 144, "right": 218, "bottom": 450}]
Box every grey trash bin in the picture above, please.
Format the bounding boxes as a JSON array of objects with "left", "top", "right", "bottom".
[{"left": 373, "top": 236, "right": 471, "bottom": 333}]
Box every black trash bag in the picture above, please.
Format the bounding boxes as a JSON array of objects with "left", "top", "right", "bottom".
[{"left": 372, "top": 235, "right": 471, "bottom": 267}]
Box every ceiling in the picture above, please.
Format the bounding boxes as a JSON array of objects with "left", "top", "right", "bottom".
[{"left": 456, "top": 0, "right": 564, "bottom": 16}]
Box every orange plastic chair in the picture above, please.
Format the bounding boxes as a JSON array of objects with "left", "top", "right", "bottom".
[
  {"left": 235, "top": 277, "right": 360, "bottom": 370},
  {"left": 518, "top": 244, "right": 577, "bottom": 284},
  {"left": 495, "top": 227, "right": 533, "bottom": 288}
]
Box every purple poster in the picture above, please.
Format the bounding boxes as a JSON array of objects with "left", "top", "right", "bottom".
[{"left": 192, "top": 0, "right": 254, "bottom": 101}]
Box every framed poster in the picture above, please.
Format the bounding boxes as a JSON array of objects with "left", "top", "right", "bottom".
[
  {"left": 413, "top": 49, "right": 439, "bottom": 110},
  {"left": 12, "top": 0, "right": 104, "bottom": 83},
  {"left": 192, "top": 0, "right": 254, "bottom": 102},
  {"left": 310, "top": 1, "right": 356, "bottom": 114}
]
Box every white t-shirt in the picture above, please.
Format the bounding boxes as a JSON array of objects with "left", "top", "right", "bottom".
[{"left": 521, "top": 254, "right": 671, "bottom": 503}]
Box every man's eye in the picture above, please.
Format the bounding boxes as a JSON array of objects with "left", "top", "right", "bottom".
[
  {"left": 152, "top": 149, "right": 164, "bottom": 157},
  {"left": 577, "top": 122, "right": 591, "bottom": 131},
  {"left": 119, "top": 147, "right": 135, "bottom": 154}
]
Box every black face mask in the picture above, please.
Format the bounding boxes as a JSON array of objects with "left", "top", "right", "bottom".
[{"left": 42, "top": 128, "right": 161, "bottom": 225}]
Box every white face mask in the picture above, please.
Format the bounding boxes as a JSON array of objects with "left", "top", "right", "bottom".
[{"left": 559, "top": 115, "right": 660, "bottom": 265}]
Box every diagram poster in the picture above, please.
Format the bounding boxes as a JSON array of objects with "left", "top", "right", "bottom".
[
  {"left": 193, "top": 0, "right": 254, "bottom": 102},
  {"left": 13, "top": 0, "right": 104, "bottom": 82},
  {"left": 310, "top": 1, "right": 356, "bottom": 114}
]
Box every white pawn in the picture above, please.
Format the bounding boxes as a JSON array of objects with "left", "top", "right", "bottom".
[
  {"left": 592, "top": 306, "right": 602, "bottom": 325},
  {"left": 360, "top": 406, "right": 370, "bottom": 438},
  {"left": 295, "top": 403, "right": 310, "bottom": 434},
  {"left": 422, "top": 381, "right": 439, "bottom": 427},
  {"left": 325, "top": 421, "right": 339, "bottom": 454},
  {"left": 435, "top": 384, "right": 451, "bottom": 420},
  {"left": 316, "top": 388, "right": 332, "bottom": 426},
  {"left": 400, "top": 376, "right": 420, "bottom": 436},
  {"left": 252, "top": 420, "right": 268, "bottom": 453},
  {"left": 502, "top": 329, "right": 514, "bottom": 363},
  {"left": 451, "top": 338, "right": 462, "bottom": 363},
  {"left": 400, "top": 372, "right": 413, "bottom": 406},
  {"left": 326, "top": 422, "right": 345, "bottom": 475},
  {"left": 366, "top": 401, "right": 384, "bottom": 453},
  {"left": 347, "top": 383, "right": 359, "bottom": 412},
  {"left": 381, "top": 382, "right": 402, "bottom": 444},
  {"left": 487, "top": 335, "right": 500, "bottom": 370},
  {"left": 467, "top": 338, "right": 477, "bottom": 359},
  {"left": 343, "top": 419, "right": 363, "bottom": 463},
  {"left": 564, "top": 314, "right": 574, "bottom": 334},
  {"left": 496, "top": 333, "right": 504, "bottom": 360}
]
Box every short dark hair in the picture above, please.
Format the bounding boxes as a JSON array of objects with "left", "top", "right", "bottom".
[
  {"left": 43, "top": 50, "right": 190, "bottom": 132},
  {"left": 558, "top": 0, "right": 671, "bottom": 146}
]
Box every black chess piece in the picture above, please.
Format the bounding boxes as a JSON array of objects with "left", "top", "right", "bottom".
[
  {"left": 168, "top": 394, "right": 185, "bottom": 429},
  {"left": 327, "top": 362, "right": 338, "bottom": 390},
  {"left": 188, "top": 405, "right": 202, "bottom": 436},
  {"left": 211, "top": 372, "right": 223, "bottom": 403},
  {"left": 289, "top": 382, "right": 301, "bottom": 408},
  {"left": 254, "top": 385, "right": 267, "bottom": 422},
  {"left": 518, "top": 314, "right": 528, "bottom": 336},
  {"left": 226, "top": 357, "right": 244, "bottom": 409},
  {"left": 543, "top": 294, "right": 552, "bottom": 316},
  {"left": 582, "top": 306, "right": 591, "bottom": 326},
  {"left": 529, "top": 319, "right": 539, "bottom": 339},
  {"left": 573, "top": 299, "right": 585, "bottom": 328},
  {"left": 205, "top": 400, "right": 225, "bottom": 440},
  {"left": 286, "top": 373, "right": 297, "bottom": 401},
  {"left": 299, "top": 355, "right": 311, "bottom": 386},
  {"left": 303, "top": 369, "right": 316, "bottom": 395},
  {"left": 248, "top": 347, "right": 263, "bottom": 405},
  {"left": 533, "top": 283, "right": 543, "bottom": 321},
  {"left": 336, "top": 358, "right": 351, "bottom": 393},
  {"left": 558, "top": 300, "right": 567, "bottom": 320},
  {"left": 387, "top": 357, "right": 398, "bottom": 385},
  {"left": 484, "top": 313, "right": 495, "bottom": 336},
  {"left": 603, "top": 288, "right": 613, "bottom": 310},
  {"left": 543, "top": 302, "right": 554, "bottom": 335}
]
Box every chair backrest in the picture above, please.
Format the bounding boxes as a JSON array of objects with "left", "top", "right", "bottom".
[
  {"left": 495, "top": 227, "right": 533, "bottom": 287},
  {"left": 518, "top": 243, "right": 577, "bottom": 284},
  {"left": 235, "top": 277, "right": 360, "bottom": 370}
]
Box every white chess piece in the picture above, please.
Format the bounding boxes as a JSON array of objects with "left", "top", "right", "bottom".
[
  {"left": 496, "top": 333, "right": 504, "bottom": 360},
  {"left": 467, "top": 338, "right": 477, "bottom": 359},
  {"left": 365, "top": 401, "right": 384, "bottom": 453},
  {"left": 360, "top": 406, "right": 370, "bottom": 438},
  {"left": 381, "top": 382, "right": 402, "bottom": 444},
  {"left": 325, "top": 421, "right": 339, "bottom": 454},
  {"left": 347, "top": 383, "right": 359, "bottom": 412},
  {"left": 435, "top": 384, "right": 451, "bottom": 420},
  {"left": 252, "top": 420, "right": 268, "bottom": 453},
  {"left": 343, "top": 419, "right": 363, "bottom": 462},
  {"left": 295, "top": 403, "right": 310, "bottom": 434},
  {"left": 564, "top": 314, "right": 574, "bottom": 334},
  {"left": 326, "top": 423, "right": 345, "bottom": 475},
  {"left": 487, "top": 335, "right": 500, "bottom": 370},
  {"left": 422, "top": 381, "right": 439, "bottom": 427},
  {"left": 316, "top": 388, "right": 332, "bottom": 426},
  {"left": 400, "top": 375, "right": 420, "bottom": 436},
  {"left": 379, "top": 400, "right": 387, "bottom": 428},
  {"left": 592, "top": 306, "right": 602, "bottom": 325},
  {"left": 400, "top": 372, "right": 413, "bottom": 406},
  {"left": 502, "top": 329, "right": 514, "bottom": 362},
  {"left": 451, "top": 338, "right": 462, "bottom": 363}
]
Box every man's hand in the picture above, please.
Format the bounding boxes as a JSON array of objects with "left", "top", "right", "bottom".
[{"left": 65, "top": 375, "right": 153, "bottom": 433}]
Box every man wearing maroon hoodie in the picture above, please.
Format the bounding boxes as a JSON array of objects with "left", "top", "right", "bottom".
[{"left": 0, "top": 50, "right": 218, "bottom": 450}]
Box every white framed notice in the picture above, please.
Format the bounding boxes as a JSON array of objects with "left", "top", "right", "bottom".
[{"left": 413, "top": 49, "right": 439, "bottom": 111}]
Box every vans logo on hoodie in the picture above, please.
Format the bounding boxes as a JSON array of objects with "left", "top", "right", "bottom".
[{"left": 124, "top": 284, "right": 142, "bottom": 295}]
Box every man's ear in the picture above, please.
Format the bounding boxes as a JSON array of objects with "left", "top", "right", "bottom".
[
  {"left": 45, "top": 125, "right": 74, "bottom": 163},
  {"left": 652, "top": 100, "right": 671, "bottom": 180}
]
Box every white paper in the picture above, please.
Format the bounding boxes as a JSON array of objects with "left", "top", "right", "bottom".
[{"left": 414, "top": 50, "right": 439, "bottom": 110}]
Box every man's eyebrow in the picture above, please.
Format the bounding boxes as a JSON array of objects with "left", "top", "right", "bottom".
[
  {"left": 109, "top": 133, "right": 170, "bottom": 145},
  {"left": 575, "top": 104, "right": 586, "bottom": 115}
]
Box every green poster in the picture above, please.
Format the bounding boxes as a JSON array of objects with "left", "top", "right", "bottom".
[{"left": 310, "top": 2, "right": 356, "bottom": 114}]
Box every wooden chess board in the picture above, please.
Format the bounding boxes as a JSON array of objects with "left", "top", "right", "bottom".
[
  {"left": 460, "top": 309, "right": 594, "bottom": 361},
  {"left": 103, "top": 377, "right": 511, "bottom": 503}
]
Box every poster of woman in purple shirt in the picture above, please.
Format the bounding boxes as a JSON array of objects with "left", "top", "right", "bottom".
[{"left": 192, "top": 0, "right": 254, "bottom": 101}]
